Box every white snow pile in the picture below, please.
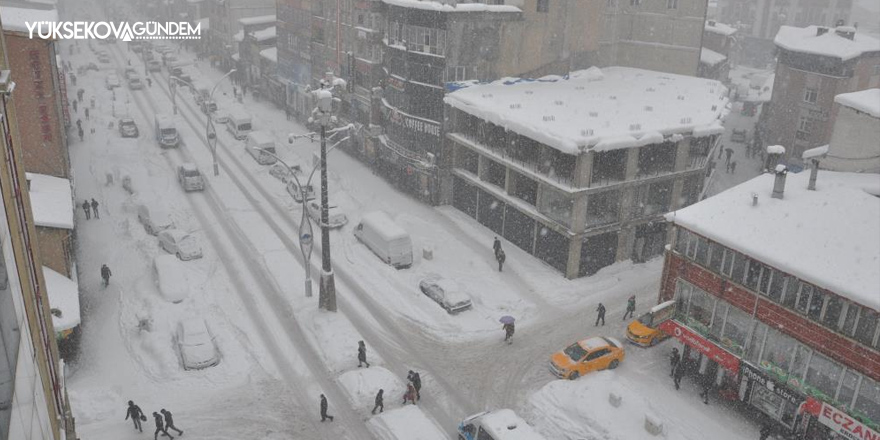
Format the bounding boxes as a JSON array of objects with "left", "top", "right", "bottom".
[
  {"left": 705, "top": 21, "right": 737, "bottom": 36},
  {"left": 233, "top": 30, "right": 244, "bottom": 42},
  {"left": 700, "top": 47, "right": 727, "bottom": 66},
  {"left": 834, "top": 88, "right": 880, "bottom": 118},
  {"left": 26, "top": 172, "right": 74, "bottom": 230},
  {"left": 43, "top": 266, "right": 80, "bottom": 333},
  {"left": 260, "top": 47, "right": 277, "bottom": 63},
  {"left": 381, "top": 0, "right": 520, "bottom": 13},
  {"left": 766, "top": 145, "right": 785, "bottom": 155},
  {"left": 337, "top": 367, "right": 404, "bottom": 410},
  {"left": 445, "top": 66, "right": 729, "bottom": 155},
  {"left": 0, "top": 5, "right": 59, "bottom": 33},
  {"left": 802, "top": 145, "right": 829, "bottom": 160},
  {"left": 667, "top": 171, "right": 880, "bottom": 311},
  {"left": 237, "top": 14, "right": 276, "bottom": 26},
  {"left": 252, "top": 26, "right": 276, "bottom": 42},
  {"left": 367, "top": 406, "right": 448, "bottom": 440},
  {"left": 774, "top": 25, "right": 880, "bottom": 61}
]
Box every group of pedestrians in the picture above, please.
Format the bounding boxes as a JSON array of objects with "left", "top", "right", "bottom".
[
  {"left": 669, "top": 347, "right": 710, "bottom": 404},
  {"left": 125, "top": 401, "right": 183, "bottom": 439},
  {"left": 593, "top": 295, "right": 637, "bottom": 326},
  {"left": 81, "top": 198, "right": 100, "bottom": 220}
]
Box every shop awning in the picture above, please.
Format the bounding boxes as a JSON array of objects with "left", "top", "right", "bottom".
[
  {"left": 659, "top": 319, "right": 740, "bottom": 373},
  {"left": 43, "top": 266, "right": 80, "bottom": 333}
]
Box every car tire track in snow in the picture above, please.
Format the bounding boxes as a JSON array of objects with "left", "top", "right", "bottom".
[
  {"left": 135, "top": 58, "right": 476, "bottom": 434},
  {"left": 104, "top": 44, "right": 364, "bottom": 440}
]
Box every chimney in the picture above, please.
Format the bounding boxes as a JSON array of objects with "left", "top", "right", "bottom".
[
  {"left": 752, "top": 193, "right": 759, "bottom": 206},
  {"left": 772, "top": 165, "right": 788, "bottom": 199},
  {"left": 808, "top": 159, "right": 820, "bottom": 190},
  {"left": 816, "top": 26, "right": 829, "bottom": 36},
  {"left": 835, "top": 26, "right": 856, "bottom": 40}
]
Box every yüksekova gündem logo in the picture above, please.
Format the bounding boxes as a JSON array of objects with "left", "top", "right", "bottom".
[{"left": 25, "top": 21, "right": 201, "bottom": 41}]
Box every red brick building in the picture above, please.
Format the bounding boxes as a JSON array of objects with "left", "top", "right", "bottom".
[{"left": 659, "top": 169, "right": 879, "bottom": 439}]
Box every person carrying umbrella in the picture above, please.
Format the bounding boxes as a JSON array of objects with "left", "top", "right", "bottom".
[{"left": 500, "top": 316, "right": 515, "bottom": 344}]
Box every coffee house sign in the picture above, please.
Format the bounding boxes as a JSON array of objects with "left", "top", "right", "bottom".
[{"left": 389, "top": 107, "right": 440, "bottom": 138}]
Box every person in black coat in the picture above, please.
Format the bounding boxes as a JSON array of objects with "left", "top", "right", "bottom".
[
  {"left": 101, "top": 264, "right": 112, "bottom": 287},
  {"left": 669, "top": 348, "right": 681, "bottom": 377},
  {"left": 124, "top": 400, "right": 143, "bottom": 432},
  {"left": 673, "top": 362, "right": 684, "bottom": 390},
  {"left": 82, "top": 200, "right": 91, "bottom": 220},
  {"left": 91, "top": 198, "right": 100, "bottom": 219},
  {"left": 496, "top": 248, "right": 506, "bottom": 272},
  {"left": 595, "top": 303, "right": 606, "bottom": 326},
  {"left": 152, "top": 412, "right": 173, "bottom": 439},
  {"left": 320, "top": 394, "right": 333, "bottom": 422},
  {"left": 358, "top": 340, "right": 370, "bottom": 368},
  {"left": 411, "top": 371, "right": 421, "bottom": 400},
  {"left": 372, "top": 389, "right": 384, "bottom": 414},
  {"left": 759, "top": 423, "right": 774, "bottom": 440},
  {"left": 160, "top": 409, "right": 183, "bottom": 435},
  {"left": 699, "top": 373, "right": 712, "bottom": 404},
  {"left": 493, "top": 237, "right": 502, "bottom": 258}
]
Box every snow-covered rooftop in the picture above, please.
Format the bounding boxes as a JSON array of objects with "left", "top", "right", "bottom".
[
  {"left": 43, "top": 266, "right": 80, "bottom": 333},
  {"left": 251, "top": 26, "right": 275, "bottom": 42},
  {"left": 195, "top": 17, "right": 209, "bottom": 31},
  {"left": 26, "top": 172, "right": 74, "bottom": 229},
  {"left": 233, "top": 30, "right": 244, "bottom": 42},
  {"left": 260, "top": 47, "right": 277, "bottom": 63},
  {"left": 381, "top": 0, "right": 521, "bottom": 12},
  {"left": 834, "top": 88, "right": 880, "bottom": 118},
  {"left": 700, "top": 47, "right": 727, "bottom": 66},
  {"left": 237, "top": 14, "right": 276, "bottom": 26},
  {"left": 0, "top": 5, "right": 59, "bottom": 34},
  {"left": 445, "top": 66, "right": 729, "bottom": 155},
  {"left": 667, "top": 171, "right": 880, "bottom": 311},
  {"left": 705, "top": 21, "right": 737, "bottom": 36},
  {"left": 742, "top": 73, "right": 774, "bottom": 103},
  {"left": 774, "top": 26, "right": 880, "bottom": 61}
]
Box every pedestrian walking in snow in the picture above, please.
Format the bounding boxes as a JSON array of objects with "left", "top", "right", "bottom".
[
  {"left": 160, "top": 409, "right": 183, "bottom": 436},
  {"left": 285, "top": 107, "right": 291, "bottom": 121},
  {"left": 699, "top": 374, "right": 712, "bottom": 404},
  {"left": 125, "top": 400, "right": 144, "bottom": 432},
  {"left": 357, "top": 340, "right": 370, "bottom": 368},
  {"left": 78, "top": 127, "right": 84, "bottom": 141},
  {"left": 730, "top": 161, "right": 737, "bottom": 174},
  {"left": 101, "top": 264, "right": 111, "bottom": 287},
  {"left": 725, "top": 148, "right": 733, "bottom": 165},
  {"left": 85, "top": 108, "right": 90, "bottom": 120},
  {"left": 717, "top": 144, "right": 724, "bottom": 159},
  {"left": 372, "top": 389, "right": 384, "bottom": 414},
  {"left": 408, "top": 371, "right": 422, "bottom": 400},
  {"left": 72, "top": 100, "right": 78, "bottom": 113},
  {"left": 152, "top": 412, "right": 174, "bottom": 439},
  {"left": 242, "top": 84, "right": 247, "bottom": 97},
  {"left": 91, "top": 198, "right": 99, "bottom": 218},
  {"left": 76, "top": 119, "right": 82, "bottom": 130},
  {"left": 502, "top": 322, "right": 515, "bottom": 344},
  {"left": 320, "top": 394, "right": 334, "bottom": 422},
  {"left": 82, "top": 200, "right": 91, "bottom": 220},
  {"left": 496, "top": 248, "right": 506, "bottom": 272},
  {"left": 77, "top": 89, "right": 84, "bottom": 102},
  {"left": 623, "top": 295, "right": 636, "bottom": 320},
  {"left": 147, "top": 77, "right": 152, "bottom": 88},
  {"left": 759, "top": 423, "right": 773, "bottom": 440},
  {"left": 673, "top": 362, "right": 684, "bottom": 390},
  {"left": 493, "top": 236, "right": 502, "bottom": 258},
  {"left": 403, "top": 382, "right": 417, "bottom": 405},
  {"left": 595, "top": 303, "right": 606, "bottom": 326},
  {"left": 669, "top": 347, "right": 680, "bottom": 377}
]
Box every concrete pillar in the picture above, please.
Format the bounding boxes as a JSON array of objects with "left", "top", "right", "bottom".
[
  {"left": 570, "top": 194, "right": 588, "bottom": 234},
  {"left": 674, "top": 139, "right": 690, "bottom": 172},
  {"left": 616, "top": 224, "right": 634, "bottom": 262},
  {"left": 575, "top": 151, "right": 594, "bottom": 187},
  {"left": 565, "top": 236, "right": 583, "bottom": 279},
  {"left": 670, "top": 176, "right": 685, "bottom": 210},
  {"left": 477, "top": 153, "right": 487, "bottom": 181},
  {"left": 505, "top": 167, "right": 514, "bottom": 196},
  {"left": 625, "top": 147, "right": 640, "bottom": 180}
]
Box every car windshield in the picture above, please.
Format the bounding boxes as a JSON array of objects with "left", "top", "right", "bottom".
[
  {"left": 161, "top": 128, "right": 176, "bottom": 137},
  {"left": 564, "top": 342, "right": 588, "bottom": 362},
  {"left": 637, "top": 313, "right": 653, "bottom": 327},
  {"left": 183, "top": 170, "right": 199, "bottom": 177},
  {"left": 239, "top": 123, "right": 252, "bottom": 131}
]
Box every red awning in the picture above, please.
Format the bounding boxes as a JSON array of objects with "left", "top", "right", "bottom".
[{"left": 659, "top": 320, "right": 740, "bottom": 373}]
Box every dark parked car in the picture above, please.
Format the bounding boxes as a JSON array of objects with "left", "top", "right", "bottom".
[{"left": 118, "top": 118, "right": 139, "bottom": 138}]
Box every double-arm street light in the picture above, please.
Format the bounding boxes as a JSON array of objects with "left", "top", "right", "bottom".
[{"left": 170, "top": 68, "right": 235, "bottom": 176}]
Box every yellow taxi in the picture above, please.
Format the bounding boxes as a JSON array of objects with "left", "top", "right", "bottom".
[
  {"left": 625, "top": 300, "right": 675, "bottom": 347},
  {"left": 549, "top": 336, "right": 625, "bottom": 380}
]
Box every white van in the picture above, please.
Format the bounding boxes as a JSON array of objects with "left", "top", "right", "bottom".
[
  {"left": 458, "top": 409, "right": 547, "bottom": 440},
  {"left": 137, "top": 204, "right": 175, "bottom": 235},
  {"left": 154, "top": 114, "right": 179, "bottom": 148},
  {"left": 353, "top": 211, "right": 413, "bottom": 269},
  {"left": 245, "top": 131, "right": 278, "bottom": 165},
  {"left": 226, "top": 106, "right": 252, "bottom": 140}
]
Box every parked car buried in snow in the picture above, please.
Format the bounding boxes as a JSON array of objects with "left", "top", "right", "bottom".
[
  {"left": 418, "top": 275, "right": 472, "bottom": 314},
  {"left": 177, "top": 163, "right": 205, "bottom": 192},
  {"left": 306, "top": 201, "right": 347, "bottom": 228},
  {"left": 731, "top": 129, "right": 748, "bottom": 143},
  {"left": 157, "top": 229, "right": 203, "bottom": 261},
  {"left": 137, "top": 204, "right": 175, "bottom": 235},
  {"left": 458, "top": 409, "right": 546, "bottom": 440},
  {"left": 549, "top": 336, "right": 625, "bottom": 380},
  {"left": 175, "top": 318, "right": 220, "bottom": 370},
  {"left": 105, "top": 73, "right": 121, "bottom": 89},
  {"left": 152, "top": 255, "right": 190, "bottom": 303}
]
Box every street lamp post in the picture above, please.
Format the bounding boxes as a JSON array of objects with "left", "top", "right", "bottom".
[{"left": 170, "top": 69, "right": 235, "bottom": 176}]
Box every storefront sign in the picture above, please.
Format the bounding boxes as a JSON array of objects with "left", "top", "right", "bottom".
[
  {"left": 659, "top": 319, "right": 740, "bottom": 373},
  {"left": 741, "top": 362, "right": 804, "bottom": 406},
  {"left": 804, "top": 401, "right": 880, "bottom": 440},
  {"left": 388, "top": 107, "right": 440, "bottom": 138}
]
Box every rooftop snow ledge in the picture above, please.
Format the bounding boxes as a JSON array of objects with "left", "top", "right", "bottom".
[
  {"left": 834, "top": 88, "right": 880, "bottom": 118},
  {"left": 381, "top": 0, "right": 521, "bottom": 12},
  {"left": 774, "top": 25, "right": 880, "bottom": 61},
  {"left": 802, "top": 145, "right": 829, "bottom": 160}
]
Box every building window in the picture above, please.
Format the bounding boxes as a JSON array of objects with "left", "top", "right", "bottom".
[
  {"left": 803, "top": 87, "right": 818, "bottom": 103},
  {"left": 586, "top": 190, "right": 621, "bottom": 226},
  {"left": 805, "top": 352, "right": 843, "bottom": 399},
  {"left": 854, "top": 377, "right": 880, "bottom": 423},
  {"left": 854, "top": 308, "right": 878, "bottom": 346},
  {"left": 667, "top": 0, "right": 678, "bottom": 8},
  {"left": 539, "top": 186, "right": 574, "bottom": 228},
  {"left": 796, "top": 116, "right": 813, "bottom": 140},
  {"left": 537, "top": 0, "right": 549, "bottom": 12},
  {"left": 630, "top": 0, "right": 641, "bottom": 5},
  {"left": 822, "top": 295, "right": 844, "bottom": 329},
  {"left": 795, "top": 282, "right": 814, "bottom": 314}
]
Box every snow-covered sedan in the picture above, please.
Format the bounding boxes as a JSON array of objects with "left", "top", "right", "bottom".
[
  {"left": 118, "top": 118, "right": 139, "bottom": 138},
  {"left": 175, "top": 318, "right": 220, "bottom": 370},
  {"left": 418, "top": 275, "right": 473, "bottom": 314},
  {"left": 286, "top": 179, "right": 315, "bottom": 203},
  {"left": 306, "top": 201, "right": 348, "bottom": 229},
  {"left": 157, "top": 229, "right": 203, "bottom": 261}
]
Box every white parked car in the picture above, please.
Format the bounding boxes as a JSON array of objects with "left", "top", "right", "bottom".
[
  {"left": 175, "top": 318, "right": 220, "bottom": 370},
  {"left": 152, "top": 254, "right": 190, "bottom": 303},
  {"left": 105, "top": 73, "right": 121, "bottom": 89},
  {"left": 286, "top": 179, "right": 315, "bottom": 203},
  {"left": 157, "top": 229, "right": 203, "bottom": 261},
  {"left": 418, "top": 275, "right": 473, "bottom": 314},
  {"left": 137, "top": 204, "right": 174, "bottom": 235},
  {"left": 306, "top": 201, "right": 348, "bottom": 229}
]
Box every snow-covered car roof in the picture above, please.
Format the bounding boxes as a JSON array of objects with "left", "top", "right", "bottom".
[
  {"left": 158, "top": 228, "right": 190, "bottom": 242},
  {"left": 180, "top": 162, "right": 199, "bottom": 172},
  {"left": 579, "top": 337, "right": 611, "bottom": 351},
  {"left": 153, "top": 255, "right": 190, "bottom": 302},
  {"left": 475, "top": 409, "right": 546, "bottom": 440}
]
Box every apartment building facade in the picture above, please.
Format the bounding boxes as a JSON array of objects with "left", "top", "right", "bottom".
[
  {"left": 206, "top": 0, "right": 275, "bottom": 71},
  {"left": 822, "top": 88, "right": 880, "bottom": 173},
  {"left": 659, "top": 170, "right": 879, "bottom": 439},
  {"left": 699, "top": 20, "right": 737, "bottom": 81}
]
